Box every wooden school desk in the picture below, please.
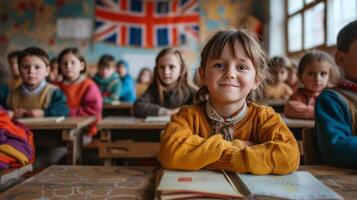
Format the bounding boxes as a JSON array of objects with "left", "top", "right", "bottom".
[
  {"left": 102, "top": 102, "right": 133, "bottom": 117},
  {"left": 300, "top": 165, "right": 357, "bottom": 200},
  {"left": 281, "top": 115, "right": 315, "bottom": 128},
  {"left": 18, "top": 116, "right": 96, "bottom": 165},
  {"left": 0, "top": 165, "right": 157, "bottom": 200},
  {"left": 97, "top": 116, "right": 168, "bottom": 165},
  {"left": 261, "top": 99, "right": 287, "bottom": 113}
]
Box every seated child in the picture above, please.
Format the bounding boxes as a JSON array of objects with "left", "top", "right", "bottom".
[
  {"left": 284, "top": 50, "right": 340, "bottom": 119},
  {"left": 133, "top": 48, "right": 197, "bottom": 117},
  {"left": 116, "top": 60, "right": 136, "bottom": 103},
  {"left": 136, "top": 67, "right": 152, "bottom": 98},
  {"left": 315, "top": 20, "right": 357, "bottom": 168},
  {"left": 47, "top": 57, "right": 62, "bottom": 83},
  {"left": 7, "top": 50, "right": 22, "bottom": 89},
  {"left": 0, "top": 107, "right": 35, "bottom": 170},
  {"left": 159, "top": 30, "right": 299, "bottom": 175},
  {"left": 93, "top": 54, "right": 121, "bottom": 104},
  {"left": 7, "top": 47, "right": 69, "bottom": 118},
  {"left": 286, "top": 59, "right": 300, "bottom": 92},
  {"left": 265, "top": 56, "right": 293, "bottom": 100},
  {"left": 56, "top": 47, "right": 102, "bottom": 145}
]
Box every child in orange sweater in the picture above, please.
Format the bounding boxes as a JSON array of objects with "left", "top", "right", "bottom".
[
  {"left": 57, "top": 48, "right": 102, "bottom": 145},
  {"left": 159, "top": 30, "right": 299, "bottom": 175}
]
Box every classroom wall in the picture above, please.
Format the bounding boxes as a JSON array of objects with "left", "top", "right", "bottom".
[{"left": 0, "top": 0, "right": 267, "bottom": 78}]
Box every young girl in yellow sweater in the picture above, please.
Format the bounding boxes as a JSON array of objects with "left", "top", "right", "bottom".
[{"left": 159, "top": 30, "right": 300, "bottom": 175}]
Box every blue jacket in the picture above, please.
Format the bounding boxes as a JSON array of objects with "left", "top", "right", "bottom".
[
  {"left": 119, "top": 74, "right": 136, "bottom": 103},
  {"left": 315, "top": 89, "right": 357, "bottom": 168}
]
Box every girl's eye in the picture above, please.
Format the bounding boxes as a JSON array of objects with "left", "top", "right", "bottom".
[
  {"left": 321, "top": 71, "right": 328, "bottom": 77},
  {"left": 237, "top": 65, "right": 247, "bottom": 71},
  {"left": 214, "top": 63, "right": 224, "bottom": 69},
  {"left": 169, "top": 65, "right": 176, "bottom": 70},
  {"left": 35, "top": 65, "right": 41, "bottom": 70}
]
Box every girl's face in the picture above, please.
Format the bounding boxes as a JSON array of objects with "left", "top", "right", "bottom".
[
  {"left": 19, "top": 55, "right": 49, "bottom": 88},
  {"left": 287, "top": 68, "right": 298, "bottom": 85},
  {"left": 157, "top": 53, "right": 181, "bottom": 89},
  {"left": 140, "top": 70, "right": 151, "bottom": 84},
  {"left": 277, "top": 67, "right": 288, "bottom": 82},
  {"left": 59, "top": 53, "right": 84, "bottom": 81},
  {"left": 200, "top": 42, "right": 260, "bottom": 108},
  {"left": 300, "top": 61, "right": 330, "bottom": 93}
]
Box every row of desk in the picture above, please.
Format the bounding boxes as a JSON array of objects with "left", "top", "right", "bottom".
[
  {"left": 18, "top": 114, "right": 313, "bottom": 166},
  {"left": 1, "top": 165, "right": 357, "bottom": 199}
]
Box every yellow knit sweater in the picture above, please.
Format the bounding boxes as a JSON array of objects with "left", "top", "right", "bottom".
[{"left": 159, "top": 103, "right": 300, "bottom": 175}]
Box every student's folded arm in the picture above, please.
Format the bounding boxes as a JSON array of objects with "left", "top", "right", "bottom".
[
  {"left": 208, "top": 108, "right": 300, "bottom": 175},
  {"left": 70, "top": 84, "right": 103, "bottom": 116},
  {"left": 315, "top": 91, "right": 357, "bottom": 167},
  {"left": 133, "top": 90, "right": 164, "bottom": 117},
  {"left": 45, "top": 89, "right": 69, "bottom": 117},
  {"left": 159, "top": 106, "right": 232, "bottom": 170},
  {"left": 284, "top": 100, "right": 314, "bottom": 119}
]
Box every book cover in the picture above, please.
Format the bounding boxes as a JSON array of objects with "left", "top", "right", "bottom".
[
  {"left": 156, "top": 170, "right": 243, "bottom": 199},
  {"left": 156, "top": 170, "right": 343, "bottom": 200}
]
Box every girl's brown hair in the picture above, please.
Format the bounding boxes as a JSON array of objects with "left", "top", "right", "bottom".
[
  {"left": 150, "top": 48, "right": 193, "bottom": 104},
  {"left": 196, "top": 29, "right": 270, "bottom": 102},
  {"left": 57, "top": 47, "right": 87, "bottom": 74},
  {"left": 298, "top": 50, "right": 340, "bottom": 85}
]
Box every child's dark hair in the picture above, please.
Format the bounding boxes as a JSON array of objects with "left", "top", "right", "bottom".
[
  {"left": 151, "top": 48, "right": 192, "bottom": 104},
  {"left": 50, "top": 57, "right": 58, "bottom": 66},
  {"left": 298, "top": 50, "right": 340, "bottom": 85},
  {"left": 197, "top": 29, "right": 270, "bottom": 101},
  {"left": 337, "top": 20, "right": 357, "bottom": 53},
  {"left": 98, "top": 54, "right": 115, "bottom": 68},
  {"left": 58, "top": 47, "right": 87, "bottom": 74},
  {"left": 7, "top": 50, "right": 21, "bottom": 60},
  {"left": 18, "top": 47, "right": 50, "bottom": 67}
]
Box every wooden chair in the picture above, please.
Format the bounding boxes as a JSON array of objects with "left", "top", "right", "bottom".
[{"left": 302, "top": 127, "right": 321, "bottom": 165}]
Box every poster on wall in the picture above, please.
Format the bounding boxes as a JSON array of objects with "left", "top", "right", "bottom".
[
  {"left": 57, "top": 18, "right": 92, "bottom": 39},
  {"left": 94, "top": 0, "right": 200, "bottom": 48}
]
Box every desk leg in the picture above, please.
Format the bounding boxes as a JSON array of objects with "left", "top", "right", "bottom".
[
  {"left": 100, "top": 129, "right": 112, "bottom": 166},
  {"left": 62, "top": 129, "right": 81, "bottom": 165}
]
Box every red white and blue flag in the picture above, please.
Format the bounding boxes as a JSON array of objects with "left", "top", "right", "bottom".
[{"left": 94, "top": 0, "right": 200, "bottom": 48}]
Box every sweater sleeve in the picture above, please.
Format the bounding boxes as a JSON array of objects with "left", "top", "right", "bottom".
[
  {"left": 284, "top": 100, "right": 314, "bottom": 119},
  {"left": 103, "top": 80, "right": 121, "bottom": 104},
  {"left": 70, "top": 82, "right": 103, "bottom": 116},
  {"left": 159, "top": 106, "right": 232, "bottom": 170},
  {"left": 159, "top": 106, "right": 299, "bottom": 174},
  {"left": 44, "top": 89, "right": 69, "bottom": 117},
  {"left": 133, "top": 88, "right": 168, "bottom": 117},
  {"left": 315, "top": 90, "right": 357, "bottom": 167},
  {"left": 208, "top": 108, "right": 300, "bottom": 174}
]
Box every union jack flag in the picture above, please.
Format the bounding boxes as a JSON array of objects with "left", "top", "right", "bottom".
[{"left": 94, "top": 0, "right": 200, "bottom": 48}]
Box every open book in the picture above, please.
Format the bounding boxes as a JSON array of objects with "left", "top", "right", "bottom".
[
  {"left": 17, "top": 116, "right": 65, "bottom": 124},
  {"left": 156, "top": 170, "right": 343, "bottom": 200}
]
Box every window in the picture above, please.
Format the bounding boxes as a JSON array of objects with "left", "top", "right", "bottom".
[{"left": 286, "top": 0, "right": 357, "bottom": 54}]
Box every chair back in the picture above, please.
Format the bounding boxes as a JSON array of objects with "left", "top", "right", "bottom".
[{"left": 302, "top": 127, "right": 321, "bottom": 165}]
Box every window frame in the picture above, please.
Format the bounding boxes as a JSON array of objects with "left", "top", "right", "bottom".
[{"left": 285, "top": 0, "right": 334, "bottom": 57}]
